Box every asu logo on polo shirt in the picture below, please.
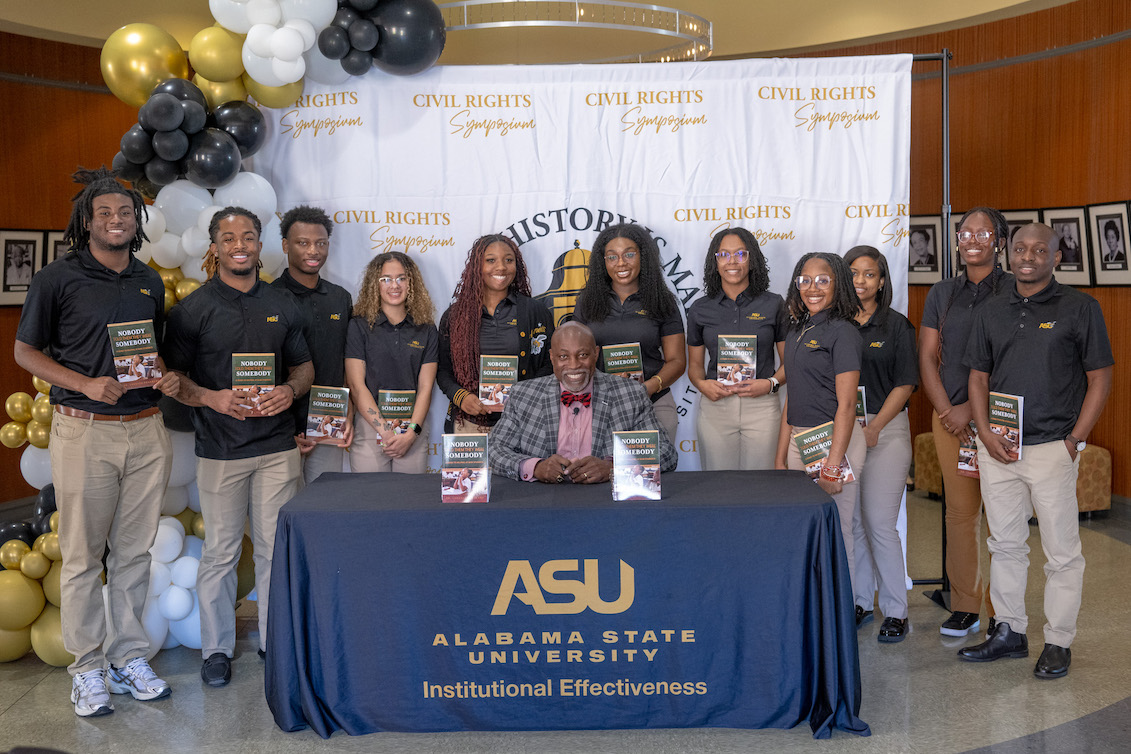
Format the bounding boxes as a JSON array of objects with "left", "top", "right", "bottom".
[
  {"left": 266, "top": 315, "right": 279, "bottom": 323},
  {"left": 868, "top": 341, "right": 885, "bottom": 348},
  {"left": 330, "top": 313, "right": 342, "bottom": 321},
  {"left": 634, "top": 309, "right": 649, "bottom": 317},
  {"left": 492, "top": 558, "right": 635, "bottom": 615},
  {"left": 804, "top": 338, "right": 820, "bottom": 349},
  {"left": 140, "top": 288, "right": 152, "bottom": 296},
  {"left": 408, "top": 339, "right": 424, "bottom": 350},
  {"left": 1039, "top": 321, "right": 1056, "bottom": 329},
  {"left": 746, "top": 312, "right": 766, "bottom": 321},
  {"left": 507, "top": 318, "right": 518, "bottom": 326}
]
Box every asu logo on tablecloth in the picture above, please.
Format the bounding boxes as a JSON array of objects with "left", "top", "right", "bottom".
[{"left": 492, "top": 558, "right": 635, "bottom": 616}]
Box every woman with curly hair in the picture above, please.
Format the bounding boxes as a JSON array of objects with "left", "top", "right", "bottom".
[
  {"left": 572, "top": 223, "right": 685, "bottom": 442},
  {"left": 686, "top": 227, "right": 787, "bottom": 470},
  {"left": 775, "top": 251, "right": 865, "bottom": 593},
  {"left": 436, "top": 234, "right": 555, "bottom": 432},
  {"left": 345, "top": 251, "right": 438, "bottom": 472}
]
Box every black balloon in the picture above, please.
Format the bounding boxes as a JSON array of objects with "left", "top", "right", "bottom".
[
  {"left": 137, "top": 105, "right": 155, "bottom": 132},
  {"left": 152, "top": 129, "right": 190, "bottom": 161},
  {"left": 333, "top": 7, "right": 360, "bottom": 30},
  {"left": 184, "top": 128, "right": 241, "bottom": 189},
  {"left": 31, "top": 511, "right": 53, "bottom": 538},
  {"left": 179, "top": 100, "right": 208, "bottom": 135},
  {"left": 34, "top": 484, "right": 56, "bottom": 519},
  {"left": 151, "top": 78, "right": 209, "bottom": 111},
  {"left": 341, "top": 47, "right": 373, "bottom": 76},
  {"left": 120, "top": 123, "right": 155, "bottom": 163},
  {"left": 112, "top": 152, "right": 146, "bottom": 183},
  {"left": 134, "top": 177, "right": 160, "bottom": 200},
  {"left": 0, "top": 521, "right": 35, "bottom": 547},
  {"left": 318, "top": 25, "right": 351, "bottom": 60},
  {"left": 144, "top": 157, "right": 180, "bottom": 186},
  {"left": 140, "top": 93, "right": 185, "bottom": 132},
  {"left": 212, "top": 101, "right": 266, "bottom": 158},
  {"left": 348, "top": 0, "right": 380, "bottom": 11},
  {"left": 348, "top": 19, "right": 379, "bottom": 52},
  {"left": 368, "top": 0, "right": 446, "bottom": 76}
]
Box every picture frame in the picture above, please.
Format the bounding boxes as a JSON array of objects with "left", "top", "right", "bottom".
[
  {"left": 1001, "top": 210, "right": 1041, "bottom": 272},
  {"left": 44, "top": 231, "right": 69, "bottom": 266},
  {"left": 1088, "top": 201, "right": 1131, "bottom": 285},
  {"left": 1040, "top": 206, "right": 1092, "bottom": 286},
  {"left": 907, "top": 215, "right": 942, "bottom": 284},
  {"left": 0, "top": 229, "right": 43, "bottom": 305}
]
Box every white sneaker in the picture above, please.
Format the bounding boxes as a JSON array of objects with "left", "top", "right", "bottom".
[
  {"left": 71, "top": 668, "right": 114, "bottom": 717},
  {"left": 107, "top": 657, "right": 171, "bottom": 701}
]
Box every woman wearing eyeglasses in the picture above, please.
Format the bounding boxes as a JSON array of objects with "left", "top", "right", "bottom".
[
  {"left": 572, "top": 223, "right": 686, "bottom": 442},
  {"left": 775, "top": 252, "right": 866, "bottom": 592},
  {"left": 345, "top": 251, "right": 439, "bottom": 472},
  {"left": 919, "top": 207, "right": 1012, "bottom": 638},
  {"left": 686, "top": 227, "right": 787, "bottom": 469},
  {"left": 845, "top": 245, "right": 918, "bottom": 642}
]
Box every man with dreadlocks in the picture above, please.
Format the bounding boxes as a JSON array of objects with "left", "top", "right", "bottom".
[
  {"left": 164, "top": 206, "right": 312, "bottom": 688},
  {"left": 15, "top": 167, "right": 179, "bottom": 717}
]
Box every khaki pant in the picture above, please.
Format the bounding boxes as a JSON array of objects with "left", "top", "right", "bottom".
[
  {"left": 350, "top": 411, "right": 430, "bottom": 473},
  {"left": 651, "top": 390, "right": 678, "bottom": 447},
  {"left": 853, "top": 412, "right": 911, "bottom": 618},
  {"left": 787, "top": 421, "right": 866, "bottom": 594},
  {"left": 302, "top": 442, "right": 344, "bottom": 483},
  {"left": 977, "top": 438, "right": 1083, "bottom": 647},
  {"left": 50, "top": 411, "right": 171, "bottom": 675},
  {"left": 196, "top": 448, "right": 302, "bottom": 657},
  {"left": 696, "top": 391, "right": 781, "bottom": 470}
]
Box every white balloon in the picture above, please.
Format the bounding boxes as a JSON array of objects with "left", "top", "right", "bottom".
[
  {"left": 161, "top": 485, "right": 190, "bottom": 516},
  {"left": 150, "top": 231, "right": 187, "bottom": 269},
  {"left": 180, "top": 257, "right": 209, "bottom": 283},
  {"left": 141, "top": 597, "right": 169, "bottom": 660},
  {"left": 161, "top": 631, "right": 181, "bottom": 650},
  {"left": 142, "top": 204, "right": 166, "bottom": 240},
  {"left": 147, "top": 561, "right": 172, "bottom": 597},
  {"left": 19, "top": 445, "right": 52, "bottom": 490},
  {"left": 149, "top": 525, "right": 184, "bottom": 564},
  {"left": 280, "top": 0, "right": 336, "bottom": 29},
  {"left": 198, "top": 204, "right": 225, "bottom": 235},
  {"left": 285, "top": 19, "right": 316, "bottom": 50},
  {"left": 271, "top": 54, "right": 306, "bottom": 84},
  {"left": 303, "top": 43, "right": 351, "bottom": 86},
  {"left": 167, "top": 429, "right": 197, "bottom": 488},
  {"left": 168, "top": 593, "right": 203, "bottom": 649},
  {"left": 181, "top": 535, "right": 205, "bottom": 561},
  {"left": 159, "top": 515, "right": 186, "bottom": 538},
  {"left": 210, "top": 0, "right": 254, "bottom": 34},
  {"left": 259, "top": 214, "right": 285, "bottom": 273},
  {"left": 270, "top": 26, "right": 305, "bottom": 62},
  {"left": 171, "top": 556, "right": 201, "bottom": 589},
  {"left": 243, "top": 45, "right": 286, "bottom": 88},
  {"left": 186, "top": 480, "right": 202, "bottom": 513},
  {"left": 158, "top": 584, "right": 194, "bottom": 621},
  {"left": 246, "top": 23, "right": 277, "bottom": 58},
  {"left": 134, "top": 239, "right": 154, "bottom": 264},
  {"left": 155, "top": 180, "right": 214, "bottom": 236},
  {"left": 247, "top": 0, "right": 283, "bottom": 26},
  {"left": 212, "top": 172, "right": 278, "bottom": 230},
  {"left": 181, "top": 224, "right": 211, "bottom": 259}
]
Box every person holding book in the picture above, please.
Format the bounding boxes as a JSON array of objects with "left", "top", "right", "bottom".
[
  {"left": 572, "top": 223, "right": 686, "bottom": 443},
  {"left": 270, "top": 205, "right": 354, "bottom": 482},
  {"left": 919, "top": 206, "right": 1012, "bottom": 638},
  {"left": 345, "top": 251, "right": 438, "bottom": 473},
  {"left": 686, "top": 227, "right": 787, "bottom": 470},
  {"left": 845, "top": 245, "right": 918, "bottom": 642},
  {"left": 14, "top": 168, "right": 180, "bottom": 717},
  {"left": 490, "top": 321, "right": 677, "bottom": 482},
  {"left": 165, "top": 206, "right": 312, "bottom": 688},
  {"left": 958, "top": 223, "right": 1112, "bottom": 679},
  {"left": 774, "top": 252, "right": 865, "bottom": 593},
  {"left": 437, "top": 234, "right": 554, "bottom": 433}
]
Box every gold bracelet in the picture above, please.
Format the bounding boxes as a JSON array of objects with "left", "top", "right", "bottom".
[{"left": 654, "top": 374, "right": 664, "bottom": 390}]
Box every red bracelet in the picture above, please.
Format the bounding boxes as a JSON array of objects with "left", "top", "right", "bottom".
[{"left": 820, "top": 464, "right": 843, "bottom": 482}]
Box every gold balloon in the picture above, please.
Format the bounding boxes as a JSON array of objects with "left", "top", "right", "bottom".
[
  {"left": 194, "top": 73, "right": 248, "bottom": 111},
  {"left": 101, "top": 23, "right": 190, "bottom": 108},
  {"left": 236, "top": 535, "right": 255, "bottom": 600},
  {"left": 49, "top": 512, "right": 60, "bottom": 534},
  {"left": 30, "top": 396, "right": 53, "bottom": 425},
  {"left": 0, "top": 625, "right": 32, "bottom": 662},
  {"left": 20, "top": 551, "right": 50, "bottom": 581},
  {"left": 158, "top": 267, "right": 180, "bottom": 288},
  {"left": 32, "top": 376, "right": 51, "bottom": 395},
  {"left": 175, "top": 278, "right": 202, "bottom": 300},
  {"left": 192, "top": 513, "right": 206, "bottom": 539},
  {"left": 0, "top": 421, "right": 26, "bottom": 449},
  {"left": 42, "top": 561, "right": 62, "bottom": 607},
  {"left": 243, "top": 73, "right": 303, "bottom": 109},
  {"left": 37, "top": 532, "right": 61, "bottom": 562},
  {"left": 25, "top": 420, "right": 50, "bottom": 450},
  {"left": 165, "top": 287, "right": 177, "bottom": 313},
  {"left": 189, "top": 26, "right": 245, "bottom": 83},
  {"left": 1, "top": 540, "right": 31, "bottom": 571},
  {"left": 0, "top": 570, "right": 45, "bottom": 630},
  {"left": 30, "top": 604, "right": 73, "bottom": 667},
  {"left": 173, "top": 507, "right": 197, "bottom": 533},
  {"left": 6, "top": 392, "right": 33, "bottom": 423}
]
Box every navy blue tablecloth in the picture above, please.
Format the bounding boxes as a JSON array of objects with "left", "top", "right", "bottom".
[{"left": 265, "top": 470, "right": 869, "bottom": 739}]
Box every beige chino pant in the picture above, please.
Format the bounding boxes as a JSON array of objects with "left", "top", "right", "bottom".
[{"left": 695, "top": 391, "right": 781, "bottom": 470}]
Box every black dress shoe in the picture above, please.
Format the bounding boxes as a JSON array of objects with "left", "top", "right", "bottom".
[
  {"left": 957, "top": 621, "right": 1028, "bottom": 662},
  {"left": 1034, "top": 643, "right": 1071, "bottom": 679},
  {"left": 855, "top": 606, "right": 874, "bottom": 629},
  {"left": 878, "top": 617, "right": 908, "bottom": 643},
  {"left": 258, "top": 648, "right": 266, "bottom": 660},
  {"left": 201, "top": 653, "right": 232, "bottom": 687}
]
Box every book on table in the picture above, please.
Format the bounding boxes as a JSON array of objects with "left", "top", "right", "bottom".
[
  {"left": 612, "top": 430, "right": 661, "bottom": 501},
  {"left": 441, "top": 433, "right": 490, "bottom": 503}
]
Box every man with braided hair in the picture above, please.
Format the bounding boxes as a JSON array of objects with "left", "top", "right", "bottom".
[{"left": 15, "top": 167, "right": 180, "bottom": 717}]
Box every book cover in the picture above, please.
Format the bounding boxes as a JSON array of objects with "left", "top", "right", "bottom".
[
  {"left": 855, "top": 385, "right": 868, "bottom": 428},
  {"left": 441, "top": 433, "right": 490, "bottom": 503},
  {"left": 231, "top": 353, "right": 275, "bottom": 416},
  {"left": 602, "top": 342, "right": 644, "bottom": 382},
  {"left": 792, "top": 421, "right": 856, "bottom": 483},
  {"left": 479, "top": 355, "right": 518, "bottom": 409},
  {"left": 716, "top": 334, "right": 757, "bottom": 384},
  {"left": 612, "top": 430, "right": 662, "bottom": 501},
  {"left": 378, "top": 389, "right": 416, "bottom": 434},
  {"left": 988, "top": 391, "right": 1024, "bottom": 461},
  {"left": 306, "top": 386, "right": 349, "bottom": 445},
  {"left": 106, "top": 319, "right": 162, "bottom": 389},
  {"left": 957, "top": 424, "right": 980, "bottom": 478}
]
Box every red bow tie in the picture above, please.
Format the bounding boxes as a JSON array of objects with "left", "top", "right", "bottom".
[{"left": 561, "top": 391, "right": 591, "bottom": 408}]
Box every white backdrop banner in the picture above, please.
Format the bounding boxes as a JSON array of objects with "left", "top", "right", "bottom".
[{"left": 249, "top": 55, "right": 913, "bottom": 471}]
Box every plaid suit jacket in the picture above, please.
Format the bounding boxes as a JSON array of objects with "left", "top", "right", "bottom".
[{"left": 489, "top": 370, "right": 677, "bottom": 480}]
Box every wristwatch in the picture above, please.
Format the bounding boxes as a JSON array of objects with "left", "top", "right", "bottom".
[
  {"left": 767, "top": 377, "right": 780, "bottom": 394},
  {"left": 1067, "top": 434, "right": 1086, "bottom": 453},
  {"left": 408, "top": 422, "right": 422, "bottom": 435}
]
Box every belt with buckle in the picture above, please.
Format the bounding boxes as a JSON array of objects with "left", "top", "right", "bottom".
[{"left": 54, "top": 405, "right": 160, "bottom": 422}]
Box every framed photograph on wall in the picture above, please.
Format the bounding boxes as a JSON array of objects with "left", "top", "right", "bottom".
[
  {"left": 44, "top": 231, "right": 69, "bottom": 265},
  {"left": 1089, "top": 202, "right": 1131, "bottom": 285},
  {"left": 0, "top": 229, "right": 43, "bottom": 305},
  {"left": 1001, "top": 210, "right": 1041, "bottom": 272},
  {"left": 907, "top": 215, "right": 942, "bottom": 284},
  {"left": 1040, "top": 206, "right": 1092, "bottom": 286}
]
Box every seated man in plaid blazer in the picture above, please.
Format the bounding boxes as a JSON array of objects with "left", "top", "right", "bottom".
[{"left": 490, "top": 321, "right": 677, "bottom": 483}]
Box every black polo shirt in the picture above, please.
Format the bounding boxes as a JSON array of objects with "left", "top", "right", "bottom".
[
  {"left": 856, "top": 308, "right": 919, "bottom": 413},
  {"left": 345, "top": 313, "right": 439, "bottom": 395},
  {"left": 921, "top": 269, "right": 1013, "bottom": 405},
  {"left": 477, "top": 294, "right": 521, "bottom": 357},
  {"left": 572, "top": 291, "right": 684, "bottom": 397},
  {"left": 164, "top": 276, "right": 311, "bottom": 460},
  {"left": 16, "top": 247, "right": 164, "bottom": 415},
  {"left": 783, "top": 310, "right": 862, "bottom": 427},
  {"left": 686, "top": 288, "right": 788, "bottom": 379},
  {"left": 964, "top": 278, "right": 1113, "bottom": 445},
  {"left": 270, "top": 270, "right": 353, "bottom": 434}
]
